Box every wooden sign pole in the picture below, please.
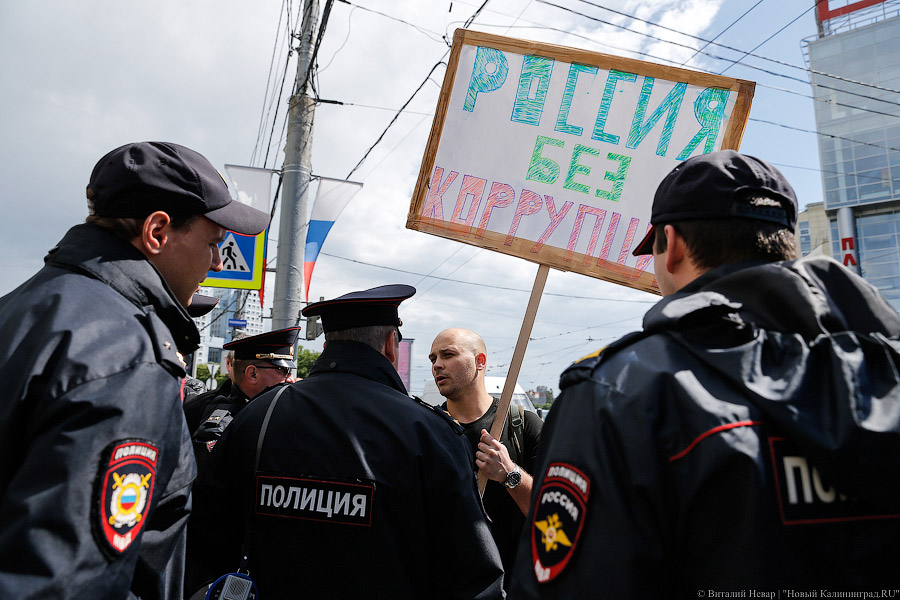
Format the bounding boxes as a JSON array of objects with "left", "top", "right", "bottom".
[{"left": 478, "top": 263, "right": 550, "bottom": 496}]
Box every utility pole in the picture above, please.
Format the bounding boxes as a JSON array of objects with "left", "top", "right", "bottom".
[{"left": 272, "top": 0, "right": 319, "bottom": 330}]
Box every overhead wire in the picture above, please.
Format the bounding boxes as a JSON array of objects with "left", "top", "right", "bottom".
[
  {"left": 751, "top": 117, "right": 900, "bottom": 153},
  {"left": 351, "top": 107, "right": 435, "bottom": 180},
  {"left": 678, "top": 0, "right": 766, "bottom": 67},
  {"left": 318, "top": 250, "right": 656, "bottom": 303},
  {"left": 259, "top": 2, "right": 890, "bottom": 307},
  {"left": 414, "top": 0, "right": 542, "bottom": 291},
  {"left": 757, "top": 80, "right": 900, "bottom": 120},
  {"left": 317, "top": 92, "right": 896, "bottom": 184},
  {"left": 464, "top": 0, "right": 492, "bottom": 27},
  {"left": 345, "top": 58, "right": 449, "bottom": 178},
  {"left": 263, "top": 53, "right": 294, "bottom": 169},
  {"left": 434, "top": 17, "right": 898, "bottom": 163},
  {"left": 336, "top": 0, "right": 446, "bottom": 43},
  {"left": 290, "top": 0, "right": 900, "bottom": 197},
  {"left": 272, "top": 0, "right": 900, "bottom": 180},
  {"left": 570, "top": 0, "right": 900, "bottom": 97},
  {"left": 252, "top": 0, "right": 289, "bottom": 166},
  {"left": 298, "top": 0, "right": 335, "bottom": 95},
  {"left": 539, "top": 0, "right": 900, "bottom": 110},
  {"left": 317, "top": 5, "right": 357, "bottom": 74},
  {"left": 262, "top": 0, "right": 306, "bottom": 169},
  {"left": 717, "top": 3, "right": 814, "bottom": 75},
  {"left": 435, "top": 15, "right": 900, "bottom": 146},
  {"left": 337, "top": 0, "right": 514, "bottom": 290}
]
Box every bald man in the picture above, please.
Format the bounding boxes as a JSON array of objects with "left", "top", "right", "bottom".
[{"left": 429, "top": 328, "right": 543, "bottom": 586}]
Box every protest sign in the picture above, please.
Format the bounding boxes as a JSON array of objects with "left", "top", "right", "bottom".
[
  {"left": 408, "top": 30, "right": 756, "bottom": 494},
  {"left": 407, "top": 29, "right": 755, "bottom": 294}
]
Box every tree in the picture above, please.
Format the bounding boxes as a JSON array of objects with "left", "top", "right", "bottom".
[
  {"left": 295, "top": 346, "right": 321, "bottom": 379},
  {"left": 214, "top": 371, "right": 229, "bottom": 388},
  {"left": 196, "top": 363, "right": 210, "bottom": 383}
]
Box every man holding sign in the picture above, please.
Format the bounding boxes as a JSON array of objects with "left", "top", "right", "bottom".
[
  {"left": 429, "top": 328, "right": 542, "bottom": 588},
  {"left": 511, "top": 151, "right": 900, "bottom": 595}
]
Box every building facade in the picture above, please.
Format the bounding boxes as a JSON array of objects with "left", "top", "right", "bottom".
[
  {"left": 798, "top": 0, "right": 900, "bottom": 312},
  {"left": 191, "top": 288, "right": 266, "bottom": 375}
]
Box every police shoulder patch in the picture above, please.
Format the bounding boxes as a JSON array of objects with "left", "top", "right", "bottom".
[
  {"left": 93, "top": 439, "right": 158, "bottom": 559},
  {"left": 531, "top": 462, "right": 591, "bottom": 583}
]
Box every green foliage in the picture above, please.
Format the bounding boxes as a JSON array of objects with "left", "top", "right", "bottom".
[
  {"left": 295, "top": 346, "right": 321, "bottom": 379},
  {"left": 214, "top": 371, "right": 229, "bottom": 387},
  {"left": 545, "top": 389, "right": 555, "bottom": 404},
  {"left": 196, "top": 363, "right": 210, "bottom": 382}
]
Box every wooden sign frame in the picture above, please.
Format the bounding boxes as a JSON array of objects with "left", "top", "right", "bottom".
[{"left": 407, "top": 29, "right": 755, "bottom": 295}]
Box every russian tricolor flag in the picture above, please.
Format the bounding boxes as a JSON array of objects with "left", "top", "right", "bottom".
[{"left": 303, "top": 177, "right": 363, "bottom": 301}]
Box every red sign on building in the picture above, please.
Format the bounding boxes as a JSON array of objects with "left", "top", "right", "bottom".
[
  {"left": 817, "top": 0, "right": 888, "bottom": 21},
  {"left": 841, "top": 237, "right": 858, "bottom": 267}
]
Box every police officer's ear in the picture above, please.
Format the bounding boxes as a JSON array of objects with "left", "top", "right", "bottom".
[
  {"left": 383, "top": 330, "right": 399, "bottom": 368},
  {"left": 243, "top": 363, "right": 260, "bottom": 384},
  {"left": 135, "top": 211, "right": 174, "bottom": 256},
  {"left": 662, "top": 224, "right": 686, "bottom": 274}
]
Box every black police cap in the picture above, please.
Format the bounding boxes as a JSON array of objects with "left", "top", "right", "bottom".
[
  {"left": 186, "top": 293, "right": 219, "bottom": 318},
  {"left": 86, "top": 141, "right": 270, "bottom": 235},
  {"left": 633, "top": 150, "right": 798, "bottom": 256},
  {"left": 223, "top": 326, "right": 302, "bottom": 368},
  {"left": 301, "top": 284, "right": 415, "bottom": 333}
]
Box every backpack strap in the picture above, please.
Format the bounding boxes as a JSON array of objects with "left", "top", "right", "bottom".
[{"left": 508, "top": 404, "right": 524, "bottom": 463}]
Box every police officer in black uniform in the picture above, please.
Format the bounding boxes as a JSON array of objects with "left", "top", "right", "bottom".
[
  {"left": 0, "top": 141, "right": 270, "bottom": 599},
  {"left": 510, "top": 151, "right": 900, "bottom": 596},
  {"left": 187, "top": 284, "right": 504, "bottom": 599},
  {"left": 183, "top": 326, "right": 300, "bottom": 465}
]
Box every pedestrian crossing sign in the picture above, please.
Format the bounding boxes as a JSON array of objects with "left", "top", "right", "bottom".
[{"left": 201, "top": 229, "right": 267, "bottom": 290}]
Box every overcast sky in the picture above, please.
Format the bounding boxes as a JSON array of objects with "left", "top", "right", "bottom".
[{"left": 0, "top": 0, "right": 825, "bottom": 394}]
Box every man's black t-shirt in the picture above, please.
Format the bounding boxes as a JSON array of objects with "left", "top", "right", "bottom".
[{"left": 444, "top": 398, "right": 542, "bottom": 584}]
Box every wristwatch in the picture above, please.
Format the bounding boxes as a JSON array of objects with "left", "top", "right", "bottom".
[{"left": 504, "top": 465, "right": 522, "bottom": 489}]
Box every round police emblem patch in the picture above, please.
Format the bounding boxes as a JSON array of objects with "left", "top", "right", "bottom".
[
  {"left": 94, "top": 440, "right": 158, "bottom": 557},
  {"left": 531, "top": 462, "right": 590, "bottom": 583}
]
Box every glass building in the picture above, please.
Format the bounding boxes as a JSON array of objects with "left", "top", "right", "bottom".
[
  {"left": 191, "top": 288, "right": 266, "bottom": 373},
  {"left": 798, "top": 0, "right": 900, "bottom": 312}
]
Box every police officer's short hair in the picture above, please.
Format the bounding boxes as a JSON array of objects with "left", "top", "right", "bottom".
[
  {"left": 326, "top": 325, "right": 399, "bottom": 352},
  {"left": 653, "top": 196, "right": 797, "bottom": 270},
  {"left": 85, "top": 213, "right": 200, "bottom": 241}
]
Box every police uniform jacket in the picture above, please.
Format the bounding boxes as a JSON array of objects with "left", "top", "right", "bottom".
[
  {"left": 183, "top": 378, "right": 233, "bottom": 433},
  {"left": 510, "top": 256, "right": 900, "bottom": 597},
  {"left": 0, "top": 224, "right": 197, "bottom": 600},
  {"left": 188, "top": 340, "right": 504, "bottom": 599},
  {"left": 187, "top": 380, "right": 251, "bottom": 472}
]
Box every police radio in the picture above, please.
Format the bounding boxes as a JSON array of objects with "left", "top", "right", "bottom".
[{"left": 205, "top": 572, "right": 258, "bottom": 600}]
